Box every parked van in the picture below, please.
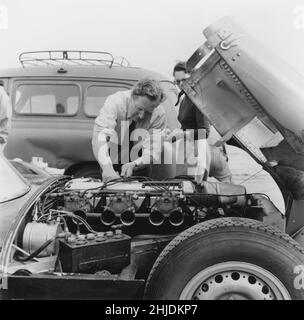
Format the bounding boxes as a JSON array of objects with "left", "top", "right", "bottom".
[{"left": 2, "top": 51, "right": 179, "bottom": 178}]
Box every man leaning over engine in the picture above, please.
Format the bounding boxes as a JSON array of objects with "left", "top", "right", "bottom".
[{"left": 92, "top": 78, "right": 167, "bottom": 182}]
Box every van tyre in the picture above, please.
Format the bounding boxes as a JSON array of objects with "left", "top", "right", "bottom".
[{"left": 144, "top": 218, "right": 304, "bottom": 300}]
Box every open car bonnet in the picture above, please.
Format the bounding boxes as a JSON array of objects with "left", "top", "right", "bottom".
[
  {"left": 182, "top": 18, "right": 303, "bottom": 200},
  {"left": 182, "top": 17, "right": 304, "bottom": 233}
]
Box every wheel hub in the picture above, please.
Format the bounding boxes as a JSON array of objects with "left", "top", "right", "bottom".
[
  {"left": 194, "top": 270, "right": 275, "bottom": 300},
  {"left": 180, "top": 262, "right": 291, "bottom": 300}
]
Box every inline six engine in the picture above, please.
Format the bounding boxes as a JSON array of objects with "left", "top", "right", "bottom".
[{"left": 8, "top": 176, "right": 282, "bottom": 279}]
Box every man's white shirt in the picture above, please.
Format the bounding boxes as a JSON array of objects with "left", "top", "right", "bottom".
[{"left": 94, "top": 90, "right": 167, "bottom": 167}]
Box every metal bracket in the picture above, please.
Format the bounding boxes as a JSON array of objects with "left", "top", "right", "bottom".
[
  {"left": 184, "top": 51, "right": 221, "bottom": 89},
  {"left": 186, "top": 42, "right": 211, "bottom": 72},
  {"left": 182, "top": 82, "right": 197, "bottom": 98},
  {"left": 217, "top": 28, "right": 233, "bottom": 40},
  {"left": 219, "top": 34, "right": 246, "bottom": 51}
]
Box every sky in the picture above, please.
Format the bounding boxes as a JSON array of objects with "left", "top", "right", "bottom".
[{"left": 1, "top": 0, "right": 304, "bottom": 78}]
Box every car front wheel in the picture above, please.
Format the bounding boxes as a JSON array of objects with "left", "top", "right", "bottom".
[{"left": 144, "top": 218, "right": 304, "bottom": 300}]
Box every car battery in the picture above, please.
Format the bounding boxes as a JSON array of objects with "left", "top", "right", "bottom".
[{"left": 59, "top": 231, "right": 131, "bottom": 274}]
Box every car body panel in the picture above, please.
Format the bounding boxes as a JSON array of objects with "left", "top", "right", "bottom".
[
  {"left": 0, "top": 174, "right": 69, "bottom": 289},
  {"left": 0, "top": 155, "right": 31, "bottom": 204},
  {"left": 0, "top": 190, "right": 37, "bottom": 250},
  {"left": 3, "top": 274, "right": 145, "bottom": 300},
  {"left": 182, "top": 17, "right": 304, "bottom": 234}
]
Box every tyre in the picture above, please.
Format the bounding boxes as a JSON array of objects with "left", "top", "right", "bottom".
[
  {"left": 144, "top": 218, "right": 304, "bottom": 300},
  {"left": 72, "top": 164, "right": 101, "bottom": 179}
]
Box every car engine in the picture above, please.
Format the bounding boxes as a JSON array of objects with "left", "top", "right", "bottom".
[{"left": 9, "top": 176, "right": 274, "bottom": 278}]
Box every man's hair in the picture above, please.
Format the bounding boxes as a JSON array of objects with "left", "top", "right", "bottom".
[
  {"left": 173, "top": 61, "right": 187, "bottom": 76},
  {"left": 132, "top": 78, "right": 166, "bottom": 102}
]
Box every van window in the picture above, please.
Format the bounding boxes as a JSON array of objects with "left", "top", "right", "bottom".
[
  {"left": 85, "top": 86, "right": 129, "bottom": 117},
  {"left": 14, "top": 84, "right": 80, "bottom": 115}
]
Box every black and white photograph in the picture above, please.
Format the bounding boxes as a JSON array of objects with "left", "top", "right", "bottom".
[{"left": 0, "top": 0, "right": 304, "bottom": 304}]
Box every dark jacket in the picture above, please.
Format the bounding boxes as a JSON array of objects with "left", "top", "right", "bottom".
[{"left": 178, "top": 94, "right": 210, "bottom": 139}]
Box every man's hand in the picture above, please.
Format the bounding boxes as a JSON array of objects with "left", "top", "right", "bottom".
[
  {"left": 102, "top": 169, "right": 120, "bottom": 183},
  {"left": 121, "top": 162, "right": 136, "bottom": 178}
]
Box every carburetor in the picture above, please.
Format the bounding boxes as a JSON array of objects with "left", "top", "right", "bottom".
[
  {"left": 64, "top": 192, "right": 92, "bottom": 214},
  {"left": 101, "top": 193, "right": 137, "bottom": 226},
  {"left": 150, "top": 192, "right": 184, "bottom": 227}
]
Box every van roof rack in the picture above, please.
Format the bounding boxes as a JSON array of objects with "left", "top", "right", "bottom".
[
  {"left": 112, "top": 56, "right": 131, "bottom": 67},
  {"left": 19, "top": 50, "right": 131, "bottom": 68}
]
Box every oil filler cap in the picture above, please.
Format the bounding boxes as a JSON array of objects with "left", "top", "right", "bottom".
[
  {"left": 114, "top": 230, "right": 123, "bottom": 239},
  {"left": 77, "top": 235, "right": 86, "bottom": 241},
  {"left": 96, "top": 236, "right": 106, "bottom": 242},
  {"left": 86, "top": 233, "right": 96, "bottom": 241},
  {"left": 106, "top": 231, "right": 114, "bottom": 238},
  {"left": 67, "top": 236, "right": 76, "bottom": 244}
]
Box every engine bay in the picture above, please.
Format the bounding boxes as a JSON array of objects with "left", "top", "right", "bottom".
[{"left": 6, "top": 176, "right": 273, "bottom": 281}]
